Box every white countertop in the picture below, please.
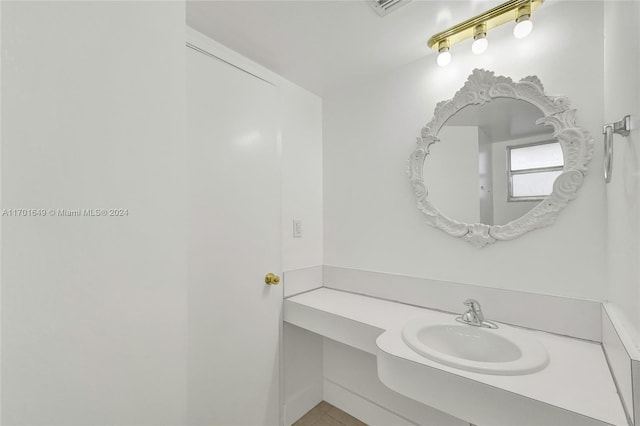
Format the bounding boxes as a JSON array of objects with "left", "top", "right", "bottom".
[{"left": 286, "top": 288, "right": 627, "bottom": 426}]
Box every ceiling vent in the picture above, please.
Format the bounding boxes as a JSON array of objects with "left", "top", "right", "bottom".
[{"left": 368, "top": 0, "right": 412, "bottom": 16}]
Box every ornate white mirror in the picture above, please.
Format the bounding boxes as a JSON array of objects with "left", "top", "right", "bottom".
[{"left": 408, "top": 69, "right": 594, "bottom": 247}]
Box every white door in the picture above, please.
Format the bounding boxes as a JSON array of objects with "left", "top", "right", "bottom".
[{"left": 186, "top": 45, "right": 282, "bottom": 426}]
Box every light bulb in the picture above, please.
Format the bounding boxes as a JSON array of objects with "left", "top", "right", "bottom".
[
  {"left": 472, "top": 37, "right": 488, "bottom": 55},
  {"left": 513, "top": 18, "right": 533, "bottom": 39},
  {"left": 437, "top": 49, "right": 451, "bottom": 67},
  {"left": 471, "top": 24, "right": 488, "bottom": 55}
]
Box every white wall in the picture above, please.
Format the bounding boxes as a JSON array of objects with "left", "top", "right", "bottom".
[
  {"left": 425, "top": 126, "right": 479, "bottom": 224},
  {"left": 279, "top": 62, "right": 325, "bottom": 426},
  {"left": 281, "top": 82, "right": 323, "bottom": 271},
  {"left": 604, "top": 1, "right": 640, "bottom": 346},
  {"left": 323, "top": 1, "right": 606, "bottom": 300},
  {"left": 1, "top": 2, "right": 187, "bottom": 424}
]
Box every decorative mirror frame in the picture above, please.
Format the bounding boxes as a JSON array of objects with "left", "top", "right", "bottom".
[{"left": 408, "top": 69, "right": 594, "bottom": 247}]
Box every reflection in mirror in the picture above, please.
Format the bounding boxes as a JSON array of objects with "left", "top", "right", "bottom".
[{"left": 424, "top": 98, "right": 560, "bottom": 226}]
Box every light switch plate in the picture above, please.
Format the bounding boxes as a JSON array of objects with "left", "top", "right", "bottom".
[{"left": 293, "top": 219, "right": 302, "bottom": 238}]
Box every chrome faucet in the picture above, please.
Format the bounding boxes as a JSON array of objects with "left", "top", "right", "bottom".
[{"left": 456, "top": 299, "right": 497, "bottom": 329}]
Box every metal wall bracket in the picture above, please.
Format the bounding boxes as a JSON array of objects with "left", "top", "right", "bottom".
[
  {"left": 603, "top": 115, "right": 631, "bottom": 137},
  {"left": 603, "top": 115, "right": 631, "bottom": 183}
]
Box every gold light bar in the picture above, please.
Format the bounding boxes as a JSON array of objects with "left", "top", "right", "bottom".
[{"left": 427, "top": 0, "right": 543, "bottom": 51}]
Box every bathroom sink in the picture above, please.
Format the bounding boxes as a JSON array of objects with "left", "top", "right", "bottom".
[{"left": 401, "top": 318, "right": 549, "bottom": 375}]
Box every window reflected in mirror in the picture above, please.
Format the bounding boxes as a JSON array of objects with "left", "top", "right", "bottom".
[
  {"left": 508, "top": 141, "right": 564, "bottom": 201},
  {"left": 424, "top": 98, "right": 562, "bottom": 226}
]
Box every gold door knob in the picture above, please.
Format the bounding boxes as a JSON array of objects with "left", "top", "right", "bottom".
[{"left": 265, "top": 273, "right": 280, "bottom": 285}]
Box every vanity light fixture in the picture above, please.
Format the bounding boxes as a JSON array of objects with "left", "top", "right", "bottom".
[{"left": 427, "top": 0, "right": 543, "bottom": 65}]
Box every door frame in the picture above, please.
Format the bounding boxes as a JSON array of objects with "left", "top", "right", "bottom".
[{"left": 186, "top": 27, "right": 280, "bottom": 88}]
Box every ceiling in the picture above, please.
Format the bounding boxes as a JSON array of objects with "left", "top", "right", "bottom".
[{"left": 186, "top": 0, "right": 504, "bottom": 96}]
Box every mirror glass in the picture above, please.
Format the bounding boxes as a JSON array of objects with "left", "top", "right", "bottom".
[{"left": 423, "top": 98, "right": 561, "bottom": 226}]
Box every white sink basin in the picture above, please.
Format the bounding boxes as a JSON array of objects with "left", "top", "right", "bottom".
[{"left": 401, "top": 318, "right": 549, "bottom": 375}]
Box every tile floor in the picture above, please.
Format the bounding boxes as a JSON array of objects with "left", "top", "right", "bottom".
[{"left": 293, "top": 401, "right": 367, "bottom": 426}]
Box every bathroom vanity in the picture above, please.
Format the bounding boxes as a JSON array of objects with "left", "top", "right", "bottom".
[{"left": 284, "top": 287, "right": 627, "bottom": 426}]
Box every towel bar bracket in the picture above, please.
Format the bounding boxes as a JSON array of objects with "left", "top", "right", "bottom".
[
  {"left": 603, "top": 115, "right": 631, "bottom": 137},
  {"left": 603, "top": 115, "right": 631, "bottom": 183}
]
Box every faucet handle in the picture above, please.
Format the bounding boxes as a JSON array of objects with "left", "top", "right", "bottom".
[
  {"left": 463, "top": 299, "right": 484, "bottom": 324},
  {"left": 463, "top": 298, "right": 481, "bottom": 310}
]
